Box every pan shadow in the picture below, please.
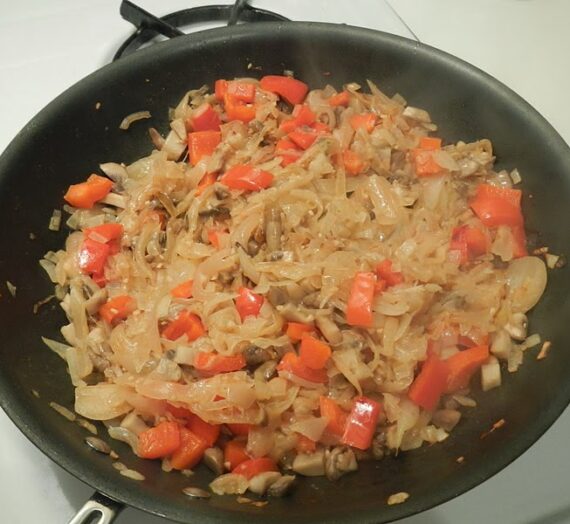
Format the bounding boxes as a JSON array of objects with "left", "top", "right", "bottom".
[{"left": 51, "top": 462, "right": 172, "bottom": 524}]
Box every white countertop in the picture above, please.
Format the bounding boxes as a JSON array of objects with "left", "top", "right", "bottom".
[{"left": 1, "top": 1, "right": 569, "bottom": 523}]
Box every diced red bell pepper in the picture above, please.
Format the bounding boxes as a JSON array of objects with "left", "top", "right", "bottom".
[
  {"left": 215, "top": 79, "right": 228, "bottom": 100},
  {"left": 226, "top": 81, "right": 256, "bottom": 103},
  {"left": 166, "top": 403, "right": 194, "bottom": 420},
  {"left": 79, "top": 223, "right": 123, "bottom": 280},
  {"left": 279, "top": 104, "right": 316, "bottom": 133},
  {"left": 457, "top": 328, "right": 489, "bottom": 348},
  {"left": 295, "top": 434, "right": 317, "bottom": 453},
  {"left": 260, "top": 75, "right": 309, "bottom": 105},
  {"left": 189, "top": 103, "right": 221, "bottom": 132},
  {"left": 275, "top": 138, "right": 303, "bottom": 167},
  {"left": 220, "top": 164, "right": 273, "bottom": 191},
  {"left": 188, "top": 130, "right": 221, "bottom": 165},
  {"left": 470, "top": 197, "right": 523, "bottom": 227},
  {"left": 207, "top": 228, "right": 228, "bottom": 249},
  {"left": 195, "top": 172, "right": 218, "bottom": 196},
  {"left": 419, "top": 137, "right": 442, "bottom": 150},
  {"left": 99, "top": 295, "right": 136, "bottom": 324},
  {"left": 408, "top": 354, "right": 449, "bottom": 411},
  {"left": 286, "top": 322, "right": 315, "bottom": 342},
  {"left": 162, "top": 310, "right": 206, "bottom": 342},
  {"left": 279, "top": 152, "right": 302, "bottom": 167},
  {"left": 341, "top": 396, "right": 382, "bottom": 450},
  {"left": 232, "top": 457, "right": 278, "bottom": 479},
  {"left": 84, "top": 223, "right": 124, "bottom": 244},
  {"left": 223, "top": 93, "right": 257, "bottom": 123},
  {"left": 410, "top": 137, "right": 444, "bottom": 176},
  {"left": 346, "top": 272, "right": 377, "bottom": 328},
  {"left": 350, "top": 113, "right": 376, "bottom": 133},
  {"left": 138, "top": 421, "right": 181, "bottom": 459},
  {"left": 187, "top": 414, "right": 220, "bottom": 447},
  {"left": 78, "top": 238, "right": 110, "bottom": 276},
  {"left": 342, "top": 149, "right": 366, "bottom": 176},
  {"left": 277, "top": 352, "right": 328, "bottom": 383},
  {"left": 446, "top": 345, "right": 490, "bottom": 393},
  {"left": 328, "top": 90, "right": 350, "bottom": 107},
  {"left": 375, "top": 259, "right": 404, "bottom": 287},
  {"left": 170, "top": 428, "right": 208, "bottom": 470},
  {"left": 275, "top": 138, "right": 302, "bottom": 166},
  {"left": 412, "top": 149, "right": 442, "bottom": 176},
  {"left": 299, "top": 334, "right": 331, "bottom": 370},
  {"left": 170, "top": 279, "right": 193, "bottom": 299},
  {"left": 235, "top": 287, "right": 264, "bottom": 320},
  {"left": 374, "top": 279, "right": 387, "bottom": 294},
  {"left": 224, "top": 439, "right": 250, "bottom": 469},
  {"left": 193, "top": 352, "right": 246, "bottom": 374},
  {"left": 450, "top": 225, "right": 489, "bottom": 265},
  {"left": 64, "top": 174, "right": 113, "bottom": 209},
  {"left": 320, "top": 396, "right": 348, "bottom": 437},
  {"left": 91, "top": 272, "right": 107, "bottom": 287},
  {"left": 276, "top": 138, "right": 299, "bottom": 152},
  {"left": 288, "top": 128, "right": 320, "bottom": 150},
  {"left": 470, "top": 184, "right": 523, "bottom": 227},
  {"left": 475, "top": 183, "right": 521, "bottom": 207}
]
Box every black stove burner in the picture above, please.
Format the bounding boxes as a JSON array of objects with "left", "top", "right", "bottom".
[{"left": 114, "top": 0, "right": 289, "bottom": 61}]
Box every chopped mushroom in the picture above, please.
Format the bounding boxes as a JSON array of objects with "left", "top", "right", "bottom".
[
  {"left": 481, "top": 356, "right": 501, "bottom": 391},
  {"left": 254, "top": 360, "right": 278, "bottom": 382},
  {"left": 490, "top": 329, "right": 512, "bottom": 360},
  {"left": 247, "top": 239, "right": 261, "bottom": 256},
  {"left": 277, "top": 303, "right": 316, "bottom": 323},
  {"left": 85, "top": 436, "right": 111, "bottom": 454},
  {"left": 324, "top": 447, "right": 358, "bottom": 481},
  {"left": 504, "top": 313, "right": 528, "bottom": 341},
  {"left": 209, "top": 473, "right": 249, "bottom": 495},
  {"left": 182, "top": 487, "right": 211, "bottom": 499},
  {"left": 292, "top": 449, "right": 325, "bottom": 476},
  {"left": 248, "top": 471, "right": 282, "bottom": 495},
  {"left": 244, "top": 345, "right": 275, "bottom": 367},
  {"left": 431, "top": 409, "right": 462, "bottom": 432},
  {"left": 371, "top": 432, "right": 387, "bottom": 460},
  {"left": 203, "top": 447, "right": 224, "bottom": 476},
  {"left": 387, "top": 492, "right": 410, "bottom": 505},
  {"left": 267, "top": 474, "right": 296, "bottom": 497},
  {"left": 315, "top": 315, "right": 342, "bottom": 345},
  {"left": 545, "top": 253, "right": 559, "bottom": 269}
]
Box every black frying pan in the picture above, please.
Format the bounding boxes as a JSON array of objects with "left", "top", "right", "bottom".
[{"left": 0, "top": 21, "right": 569, "bottom": 524}]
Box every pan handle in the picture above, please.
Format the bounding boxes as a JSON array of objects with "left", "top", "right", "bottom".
[
  {"left": 68, "top": 492, "right": 124, "bottom": 524},
  {"left": 114, "top": 0, "right": 289, "bottom": 61}
]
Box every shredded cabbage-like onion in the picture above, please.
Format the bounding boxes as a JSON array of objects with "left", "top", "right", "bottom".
[{"left": 43, "top": 76, "right": 548, "bottom": 491}]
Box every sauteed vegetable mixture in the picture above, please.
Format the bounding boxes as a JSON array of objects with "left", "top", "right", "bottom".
[{"left": 41, "top": 74, "right": 548, "bottom": 496}]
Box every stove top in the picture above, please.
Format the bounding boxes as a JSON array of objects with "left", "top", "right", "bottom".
[{"left": 1, "top": 1, "right": 569, "bottom": 523}]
